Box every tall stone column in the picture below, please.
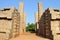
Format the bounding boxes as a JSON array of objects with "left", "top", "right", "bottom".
[
  {"left": 38, "top": 2, "right": 43, "bottom": 35},
  {"left": 38, "top": 2, "right": 43, "bottom": 29},
  {"left": 35, "top": 12, "right": 39, "bottom": 31},
  {"left": 23, "top": 12, "right": 26, "bottom": 33},
  {"left": 19, "top": 2, "right": 24, "bottom": 34},
  {"left": 19, "top": 2, "right": 26, "bottom": 34},
  {"left": 38, "top": 2, "right": 43, "bottom": 20}
]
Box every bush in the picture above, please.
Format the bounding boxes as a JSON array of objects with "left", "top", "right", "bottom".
[{"left": 26, "top": 23, "right": 35, "bottom": 33}]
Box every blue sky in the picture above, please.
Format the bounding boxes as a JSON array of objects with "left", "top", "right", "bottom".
[{"left": 0, "top": 0, "right": 60, "bottom": 24}]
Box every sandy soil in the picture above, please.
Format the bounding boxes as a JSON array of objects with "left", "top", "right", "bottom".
[{"left": 10, "top": 32, "right": 50, "bottom": 40}]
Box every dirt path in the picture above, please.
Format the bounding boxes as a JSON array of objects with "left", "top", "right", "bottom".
[{"left": 10, "top": 32, "right": 50, "bottom": 40}]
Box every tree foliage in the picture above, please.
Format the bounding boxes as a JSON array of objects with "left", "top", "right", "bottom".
[{"left": 26, "top": 23, "right": 35, "bottom": 33}]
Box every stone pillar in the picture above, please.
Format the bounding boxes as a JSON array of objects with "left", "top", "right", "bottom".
[
  {"left": 19, "top": 2, "right": 26, "bottom": 34},
  {"left": 35, "top": 12, "right": 39, "bottom": 31},
  {"left": 38, "top": 2, "right": 43, "bottom": 20},
  {"left": 23, "top": 12, "right": 26, "bottom": 33},
  {"left": 38, "top": 2, "right": 43, "bottom": 30},
  {"left": 38, "top": 2, "right": 43, "bottom": 35},
  {"left": 19, "top": 2, "right": 24, "bottom": 34}
]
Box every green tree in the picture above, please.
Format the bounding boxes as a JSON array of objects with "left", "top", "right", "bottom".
[{"left": 26, "top": 23, "right": 35, "bottom": 33}]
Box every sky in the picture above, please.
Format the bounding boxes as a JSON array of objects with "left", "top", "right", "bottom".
[{"left": 0, "top": 0, "right": 60, "bottom": 25}]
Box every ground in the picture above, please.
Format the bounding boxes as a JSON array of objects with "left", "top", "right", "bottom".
[{"left": 10, "top": 32, "right": 50, "bottom": 40}]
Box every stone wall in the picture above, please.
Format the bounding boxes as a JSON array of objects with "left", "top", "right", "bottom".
[
  {"left": 0, "top": 2, "right": 26, "bottom": 40},
  {"left": 0, "top": 7, "right": 20, "bottom": 40},
  {"left": 35, "top": 2, "right": 60, "bottom": 40}
]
